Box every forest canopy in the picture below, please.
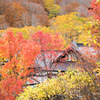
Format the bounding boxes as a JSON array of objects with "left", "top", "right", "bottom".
[{"left": 0, "top": 0, "right": 100, "bottom": 100}]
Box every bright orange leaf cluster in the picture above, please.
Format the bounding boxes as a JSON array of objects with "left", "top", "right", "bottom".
[
  {"left": 0, "top": 30, "right": 65, "bottom": 100},
  {"left": 32, "top": 31, "right": 65, "bottom": 50},
  {"left": 89, "top": 0, "right": 100, "bottom": 20},
  {"left": 0, "top": 30, "right": 40, "bottom": 100}
]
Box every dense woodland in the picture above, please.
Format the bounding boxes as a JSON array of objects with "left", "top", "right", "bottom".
[
  {"left": 0, "top": 0, "right": 94, "bottom": 44},
  {"left": 0, "top": 0, "right": 91, "bottom": 29},
  {"left": 0, "top": 0, "right": 100, "bottom": 100}
]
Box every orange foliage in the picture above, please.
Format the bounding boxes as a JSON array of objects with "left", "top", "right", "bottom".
[
  {"left": 5, "top": 2, "right": 25, "bottom": 27},
  {"left": 28, "top": 0, "right": 44, "bottom": 5},
  {"left": 60, "top": 2, "right": 79, "bottom": 14},
  {"left": 89, "top": 0, "right": 100, "bottom": 20},
  {"left": 32, "top": 31, "right": 65, "bottom": 50},
  {"left": 32, "top": 31, "right": 65, "bottom": 76},
  {"left": 0, "top": 30, "right": 40, "bottom": 100},
  {"left": 0, "top": 30, "right": 65, "bottom": 99}
]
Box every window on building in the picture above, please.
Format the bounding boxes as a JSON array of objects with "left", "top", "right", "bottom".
[{"left": 62, "top": 53, "right": 78, "bottom": 62}]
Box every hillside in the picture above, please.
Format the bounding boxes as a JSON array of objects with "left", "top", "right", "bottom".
[{"left": 0, "top": 0, "right": 92, "bottom": 29}]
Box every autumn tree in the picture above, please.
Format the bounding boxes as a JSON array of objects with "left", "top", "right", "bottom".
[
  {"left": 43, "top": 0, "right": 61, "bottom": 18},
  {"left": 59, "top": 2, "right": 79, "bottom": 15},
  {"left": 4, "top": 2, "right": 25, "bottom": 27},
  {"left": 32, "top": 31, "right": 66, "bottom": 78},
  {"left": 50, "top": 12, "right": 87, "bottom": 44},
  {"left": 76, "top": 0, "right": 100, "bottom": 93},
  {"left": 89, "top": 0, "right": 100, "bottom": 20},
  {"left": 0, "top": 30, "right": 66, "bottom": 99},
  {"left": 59, "top": 0, "right": 91, "bottom": 7},
  {"left": 78, "top": 0, "right": 100, "bottom": 48},
  {"left": 22, "top": 2, "right": 49, "bottom": 26},
  {"left": 59, "top": 0, "right": 91, "bottom": 16},
  {"left": 0, "top": 0, "right": 49, "bottom": 28},
  {"left": 21, "top": 12, "right": 30, "bottom": 26},
  {"left": 0, "top": 15, "right": 9, "bottom": 30},
  {"left": 0, "top": 26, "right": 55, "bottom": 39},
  {"left": 0, "top": 0, "right": 8, "bottom": 15},
  {"left": 88, "top": 0, "right": 100, "bottom": 75},
  {"left": 0, "top": 30, "right": 40, "bottom": 100},
  {"left": 28, "top": 0, "right": 44, "bottom": 5},
  {"left": 55, "top": 0, "right": 62, "bottom": 5},
  {"left": 59, "top": 1, "right": 90, "bottom": 17},
  {"left": 75, "top": 5, "right": 89, "bottom": 17}
]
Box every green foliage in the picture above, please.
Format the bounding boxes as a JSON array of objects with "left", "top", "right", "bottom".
[{"left": 16, "top": 68, "right": 97, "bottom": 100}]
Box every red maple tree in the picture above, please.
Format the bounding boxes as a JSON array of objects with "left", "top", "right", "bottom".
[
  {"left": 0, "top": 30, "right": 40, "bottom": 100},
  {"left": 0, "top": 30, "right": 65, "bottom": 99},
  {"left": 89, "top": 0, "right": 100, "bottom": 20},
  {"left": 32, "top": 31, "right": 65, "bottom": 78}
]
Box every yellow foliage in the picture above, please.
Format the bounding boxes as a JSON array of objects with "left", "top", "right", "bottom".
[
  {"left": 16, "top": 68, "right": 96, "bottom": 100},
  {"left": 78, "top": 20, "right": 100, "bottom": 45},
  {"left": 43, "top": 0, "right": 61, "bottom": 18},
  {"left": 0, "top": 26, "right": 55, "bottom": 39},
  {"left": 50, "top": 12, "right": 87, "bottom": 44},
  {"left": 43, "top": 0, "right": 55, "bottom": 11}
]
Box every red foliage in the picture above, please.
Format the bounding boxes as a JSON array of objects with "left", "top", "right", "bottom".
[
  {"left": 32, "top": 31, "right": 65, "bottom": 51},
  {"left": 89, "top": 0, "right": 100, "bottom": 20},
  {"left": 32, "top": 31, "right": 65, "bottom": 75},
  {"left": 0, "top": 30, "right": 40, "bottom": 100},
  {"left": 0, "top": 30, "right": 65, "bottom": 99},
  {"left": 0, "top": 77, "right": 24, "bottom": 100}
]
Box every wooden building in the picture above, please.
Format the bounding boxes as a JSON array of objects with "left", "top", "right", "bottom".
[{"left": 27, "top": 42, "right": 97, "bottom": 86}]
